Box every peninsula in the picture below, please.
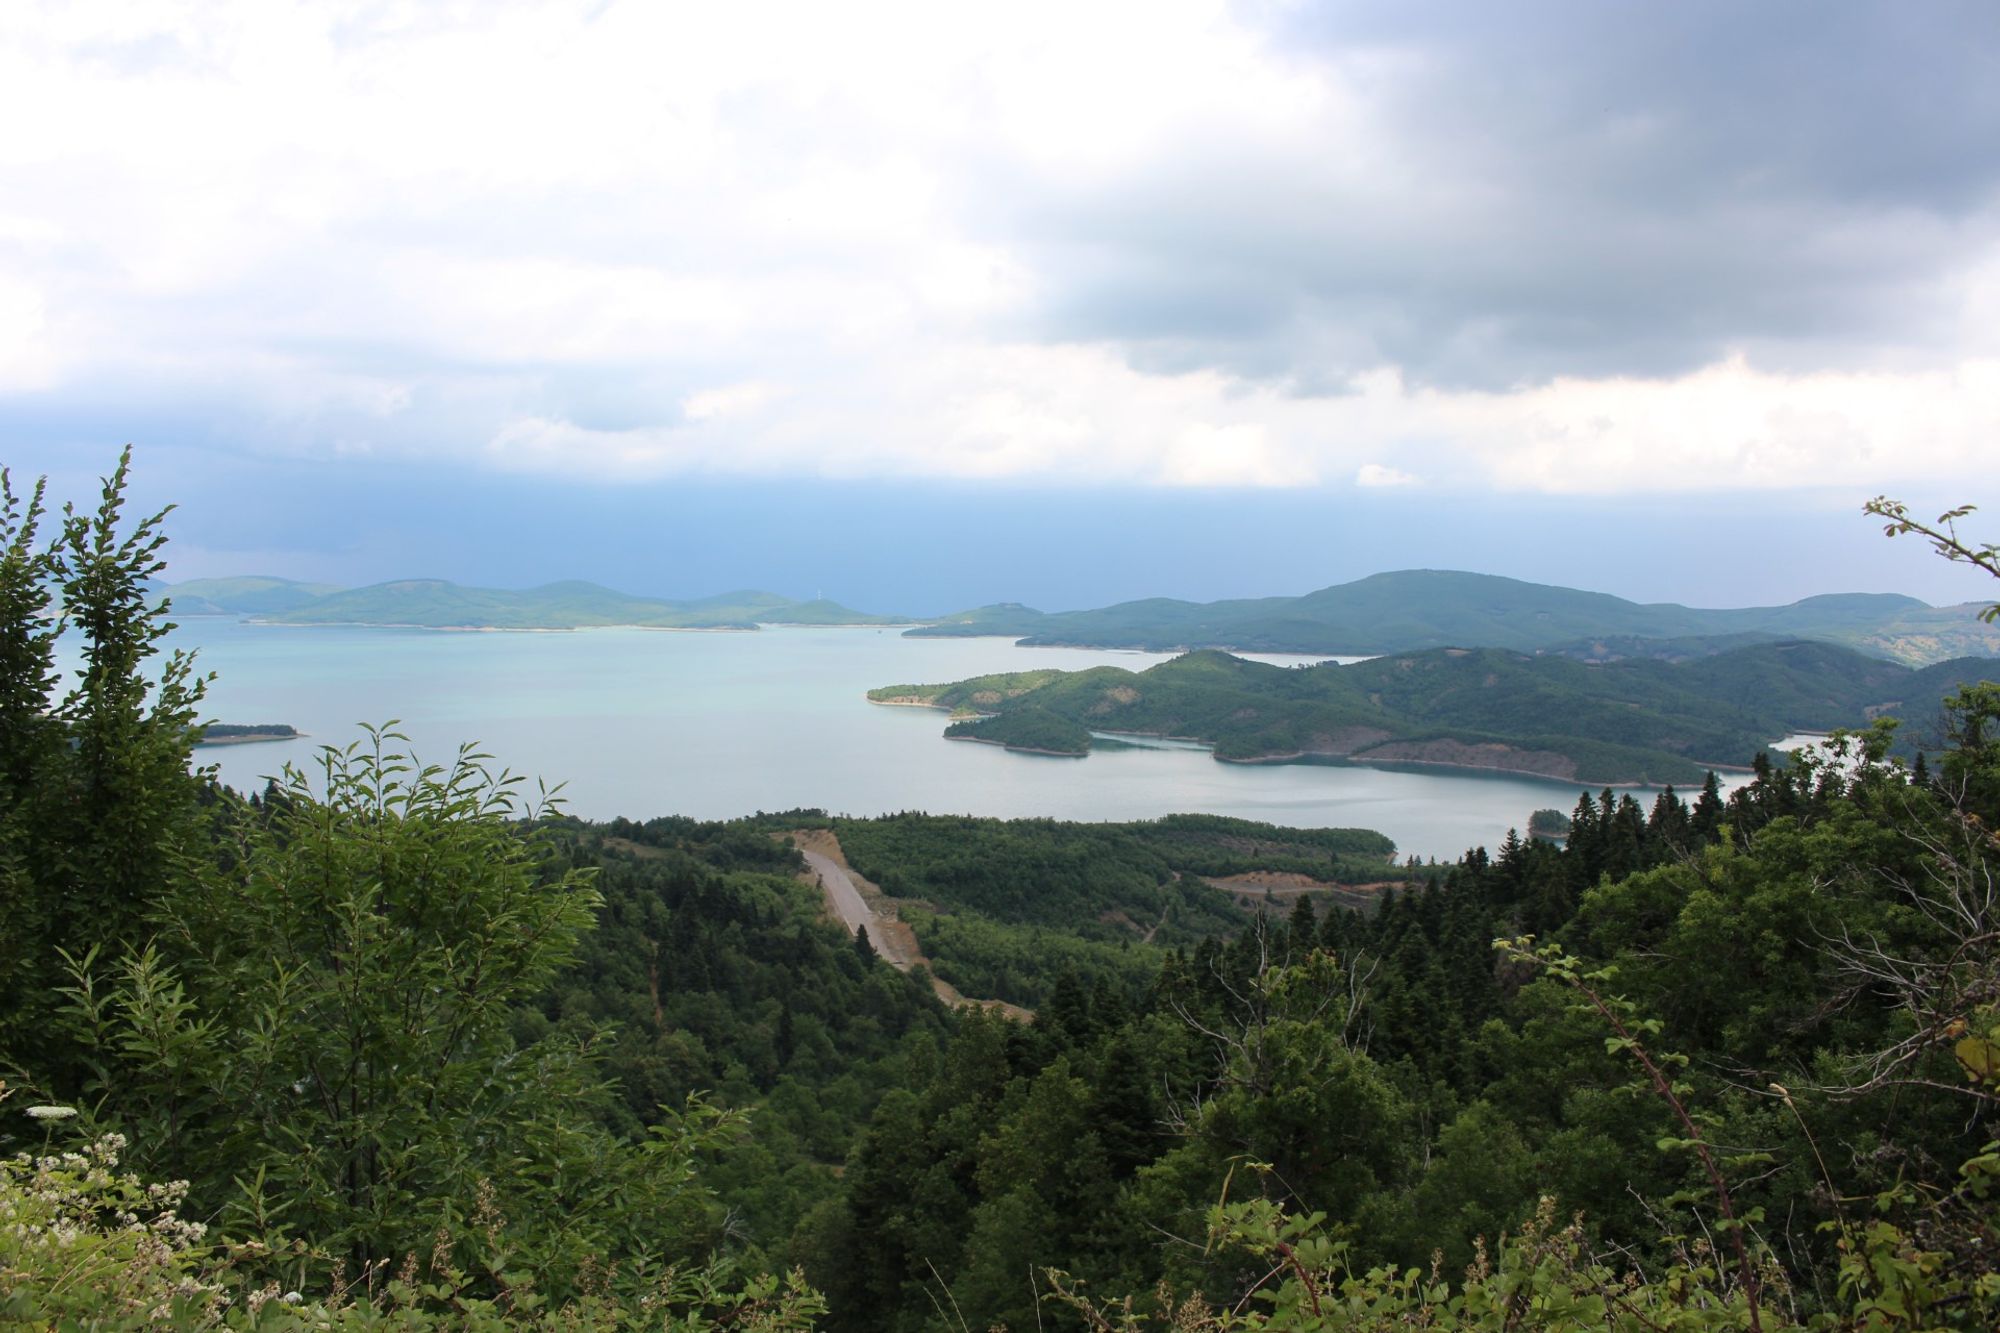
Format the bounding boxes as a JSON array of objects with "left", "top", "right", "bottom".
[{"left": 873, "top": 640, "right": 1996, "bottom": 784}]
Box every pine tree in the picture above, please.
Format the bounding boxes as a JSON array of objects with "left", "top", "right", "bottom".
[
  {"left": 1286, "top": 892, "right": 1319, "bottom": 960},
  {"left": 1690, "top": 769, "right": 1725, "bottom": 841}
]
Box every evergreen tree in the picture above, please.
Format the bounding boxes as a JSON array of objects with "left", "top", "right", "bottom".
[
  {"left": 0, "top": 451, "right": 208, "bottom": 1086},
  {"left": 1690, "top": 769, "right": 1725, "bottom": 840},
  {"left": 1285, "top": 892, "right": 1318, "bottom": 960}
]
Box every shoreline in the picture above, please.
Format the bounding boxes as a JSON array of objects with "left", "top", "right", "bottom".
[
  {"left": 758, "top": 620, "right": 926, "bottom": 630},
  {"left": 1221, "top": 749, "right": 1737, "bottom": 790},
  {"left": 892, "top": 701, "right": 1756, "bottom": 790},
  {"left": 243, "top": 618, "right": 762, "bottom": 633},
  {"left": 901, "top": 628, "right": 1368, "bottom": 659},
  {"left": 945, "top": 734, "right": 1086, "bottom": 759},
  {"left": 230, "top": 614, "right": 926, "bottom": 634}
]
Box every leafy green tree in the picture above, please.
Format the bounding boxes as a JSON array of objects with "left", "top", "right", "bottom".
[
  {"left": 60, "top": 731, "right": 728, "bottom": 1291},
  {"left": 1866, "top": 495, "right": 1999, "bottom": 621},
  {"left": 0, "top": 468, "right": 61, "bottom": 1065},
  {"left": 0, "top": 450, "right": 208, "bottom": 1083}
]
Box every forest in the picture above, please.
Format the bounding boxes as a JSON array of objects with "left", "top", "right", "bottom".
[
  {"left": 2, "top": 458, "right": 1997, "bottom": 1330},
  {"left": 879, "top": 640, "right": 1997, "bottom": 784}
]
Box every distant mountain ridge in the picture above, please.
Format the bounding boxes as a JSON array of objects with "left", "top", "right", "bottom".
[
  {"left": 907, "top": 569, "right": 1999, "bottom": 666},
  {"left": 161, "top": 576, "right": 909, "bottom": 630},
  {"left": 164, "top": 576, "right": 345, "bottom": 616}
]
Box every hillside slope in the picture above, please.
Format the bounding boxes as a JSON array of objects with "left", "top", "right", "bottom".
[
  {"left": 874, "top": 642, "right": 1999, "bottom": 784},
  {"left": 908, "top": 570, "right": 2000, "bottom": 665}
]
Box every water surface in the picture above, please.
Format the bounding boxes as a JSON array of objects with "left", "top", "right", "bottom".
[{"left": 137, "top": 621, "right": 1734, "bottom": 861}]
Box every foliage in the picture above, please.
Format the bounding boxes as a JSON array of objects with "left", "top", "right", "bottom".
[
  {"left": 0, "top": 1099, "right": 222, "bottom": 1326},
  {"left": 9, "top": 459, "right": 2000, "bottom": 1331},
  {"left": 50, "top": 732, "right": 763, "bottom": 1293},
  {"left": 945, "top": 705, "right": 1093, "bottom": 754},
  {"left": 196, "top": 723, "right": 299, "bottom": 741},
  {"left": 801, "top": 717, "right": 2000, "bottom": 1330},
  {"left": 0, "top": 448, "right": 211, "bottom": 1085},
  {"left": 0, "top": 1084, "right": 826, "bottom": 1331},
  {"left": 1866, "top": 497, "right": 1998, "bottom": 622},
  {"left": 836, "top": 812, "right": 1395, "bottom": 925},
  {"left": 877, "top": 641, "right": 1993, "bottom": 782},
  {"left": 526, "top": 816, "right": 952, "bottom": 1249},
  {"left": 1527, "top": 807, "right": 1571, "bottom": 839}
]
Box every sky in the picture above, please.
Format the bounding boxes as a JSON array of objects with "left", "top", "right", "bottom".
[{"left": 2, "top": 0, "right": 1999, "bottom": 615}]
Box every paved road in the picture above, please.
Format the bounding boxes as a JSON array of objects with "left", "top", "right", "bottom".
[
  {"left": 792, "top": 830, "right": 1033, "bottom": 1019},
  {"left": 800, "top": 846, "right": 918, "bottom": 968}
]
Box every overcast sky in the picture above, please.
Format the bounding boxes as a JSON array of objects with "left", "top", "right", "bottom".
[{"left": 3, "top": 1, "right": 1998, "bottom": 612}]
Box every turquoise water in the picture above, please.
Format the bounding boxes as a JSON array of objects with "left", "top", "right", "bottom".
[{"left": 130, "top": 620, "right": 1719, "bottom": 862}]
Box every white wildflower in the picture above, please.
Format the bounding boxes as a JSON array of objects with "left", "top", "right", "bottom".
[
  {"left": 282, "top": 1291, "right": 303, "bottom": 1304},
  {"left": 23, "top": 1105, "right": 77, "bottom": 1121}
]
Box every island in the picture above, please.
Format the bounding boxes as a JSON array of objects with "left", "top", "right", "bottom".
[
  {"left": 194, "top": 723, "right": 301, "bottom": 746},
  {"left": 872, "top": 640, "right": 1997, "bottom": 785},
  {"left": 1527, "top": 807, "right": 1573, "bottom": 841}
]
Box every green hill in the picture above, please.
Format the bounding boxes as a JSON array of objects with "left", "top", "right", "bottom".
[
  {"left": 907, "top": 569, "right": 2000, "bottom": 665},
  {"left": 162, "top": 575, "right": 345, "bottom": 615},
  {"left": 873, "top": 641, "right": 2000, "bottom": 785},
  {"left": 945, "top": 706, "right": 1093, "bottom": 755},
  {"left": 233, "top": 577, "right": 908, "bottom": 630}
]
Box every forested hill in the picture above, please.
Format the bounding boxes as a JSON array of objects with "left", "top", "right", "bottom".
[
  {"left": 907, "top": 568, "right": 2000, "bottom": 665},
  {"left": 10, "top": 456, "right": 2000, "bottom": 1329},
  {"left": 163, "top": 575, "right": 908, "bottom": 629},
  {"left": 875, "top": 639, "right": 1997, "bottom": 784},
  {"left": 158, "top": 574, "right": 344, "bottom": 614}
]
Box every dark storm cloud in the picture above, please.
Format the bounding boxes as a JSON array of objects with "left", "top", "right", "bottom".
[{"left": 992, "top": 1, "right": 2000, "bottom": 388}]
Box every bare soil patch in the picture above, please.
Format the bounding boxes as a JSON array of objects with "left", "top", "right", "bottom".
[{"left": 1201, "top": 870, "right": 1390, "bottom": 914}]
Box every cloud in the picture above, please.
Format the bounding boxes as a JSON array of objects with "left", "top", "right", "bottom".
[
  {"left": 1, "top": 1, "right": 1996, "bottom": 499},
  {"left": 1010, "top": 3, "right": 2000, "bottom": 389},
  {"left": 683, "top": 383, "right": 783, "bottom": 423},
  {"left": 1355, "top": 464, "right": 1419, "bottom": 489}
]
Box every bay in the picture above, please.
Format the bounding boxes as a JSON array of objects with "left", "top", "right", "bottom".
[{"left": 128, "top": 619, "right": 1732, "bottom": 862}]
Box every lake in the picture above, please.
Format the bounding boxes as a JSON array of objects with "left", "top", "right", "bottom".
[{"left": 131, "top": 619, "right": 1739, "bottom": 862}]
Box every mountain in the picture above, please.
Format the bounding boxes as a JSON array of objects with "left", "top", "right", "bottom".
[
  {"left": 873, "top": 641, "right": 1999, "bottom": 785},
  {"left": 161, "top": 575, "right": 345, "bottom": 615},
  {"left": 907, "top": 570, "right": 2000, "bottom": 666},
  {"left": 184, "top": 577, "right": 912, "bottom": 630}
]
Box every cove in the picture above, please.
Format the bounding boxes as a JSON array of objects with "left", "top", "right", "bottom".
[{"left": 130, "top": 620, "right": 1744, "bottom": 862}]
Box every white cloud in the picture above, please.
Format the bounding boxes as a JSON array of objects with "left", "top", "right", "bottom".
[
  {"left": 1355, "top": 463, "right": 1420, "bottom": 488},
  {"left": 683, "top": 383, "right": 783, "bottom": 423},
  {"left": 0, "top": 273, "right": 56, "bottom": 392},
  {"left": 1, "top": 1, "right": 1996, "bottom": 498}
]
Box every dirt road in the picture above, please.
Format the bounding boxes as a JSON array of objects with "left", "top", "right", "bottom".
[
  {"left": 788, "top": 828, "right": 1031, "bottom": 1020},
  {"left": 797, "top": 844, "right": 923, "bottom": 970}
]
